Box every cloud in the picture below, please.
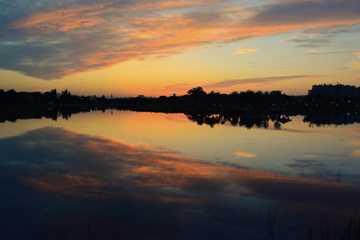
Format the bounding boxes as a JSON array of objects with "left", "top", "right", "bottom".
[
  {"left": 235, "top": 48, "right": 259, "bottom": 54},
  {"left": 0, "top": 0, "right": 360, "bottom": 79},
  {"left": 203, "top": 75, "right": 316, "bottom": 88},
  {"left": 235, "top": 151, "right": 256, "bottom": 158},
  {"left": 306, "top": 49, "right": 322, "bottom": 54},
  {"left": 279, "top": 128, "right": 328, "bottom": 134},
  {"left": 245, "top": 0, "right": 360, "bottom": 27},
  {"left": 280, "top": 33, "right": 339, "bottom": 48},
  {"left": 281, "top": 34, "right": 331, "bottom": 46},
  {"left": 303, "top": 152, "right": 356, "bottom": 159},
  {"left": 10, "top": 3, "right": 109, "bottom": 33},
  {"left": 306, "top": 50, "right": 357, "bottom": 55},
  {"left": 283, "top": 159, "right": 330, "bottom": 181}
]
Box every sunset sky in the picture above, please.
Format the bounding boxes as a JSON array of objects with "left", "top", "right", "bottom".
[{"left": 0, "top": 0, "right": 359, "bottom": 97}]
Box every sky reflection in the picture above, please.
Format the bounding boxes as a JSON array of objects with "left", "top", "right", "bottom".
[{"left": 1, "top": 126, "right": 359, "bottom": 239}]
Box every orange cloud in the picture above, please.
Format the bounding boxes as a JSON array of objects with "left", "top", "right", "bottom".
[
  {"left": 20, "top": 174, "right": 110, "bottom": 199},
  {"left": 235, "top": 151, "right": 257, "bottom": 158},
  {"left": 235, "top": 48, "right": 259, "bottom": 54},
  {"left": 11, "top": 3, "right": 110, "bottom": 33}
]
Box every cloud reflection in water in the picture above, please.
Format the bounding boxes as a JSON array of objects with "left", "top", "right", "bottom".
[{"left": 0, "top": 127, "right": 359, "bottom": 239}]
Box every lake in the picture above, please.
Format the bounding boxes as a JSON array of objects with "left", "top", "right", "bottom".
[{"left": 1, "top": 110, "right": 360, "bottom": 239}]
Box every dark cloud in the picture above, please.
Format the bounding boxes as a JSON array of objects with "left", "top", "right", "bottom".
[
  {"left": 303, "top": 152, "right": 355, "bottom": 158},
  {"left": 283, "top": 158, "right": 333, "bottom": 182},
  {"left": 286, "top": 35, "right": 331, "bottom": 45},
  {"left": 215, "top": 161, "right": 249, "bottom": 169},
  {"left": 286, "top": 159, "right": 325, "bottom": 169},
  {"left": 251, "top": 1, "right": 360, "bottom": 49},
  {"left": 246, "top": 0, "right": 360, "bottom": 26},
  {"left": 282, "top": 158, "right": 360, "bottom": 186},
  {"left": 282, "top": 30, "right": 360, "bottom": 48},
  {"left": 296, "top": 43, "right": 326, "bottom": 48},
  {"left": 203, "top": 75, "right": 315, "bottom": 88},
  {"left": 281, "top": 26, "right": 360, "bottom": 48},
  {"left": 306, "top": 50, "right": 357, "bottom": 55},
  {"left": 301, "top": 25, "right": 360, "bottom": 35}
]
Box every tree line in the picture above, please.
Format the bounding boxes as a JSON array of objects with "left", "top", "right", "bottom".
[
  {"left": 1, "top": 86, "right": 359, "bottom": 116},
  {"left": 0, "top": 89, "right": 108, "bottom": 105},
  {"left": 0, "top": 87, "right": 287, "bottom": 105}
]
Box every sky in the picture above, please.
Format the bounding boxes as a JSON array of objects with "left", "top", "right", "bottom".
[{"left": 0, "top": 0, "right": 359, "bottom": 97}]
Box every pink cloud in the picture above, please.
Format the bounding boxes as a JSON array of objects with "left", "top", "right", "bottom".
[
  {"left": 235, "top": 152, "right": 257, "bottom": 158},
  {"left": 11, "top": 2, "right": 111, "bottom": 33}
]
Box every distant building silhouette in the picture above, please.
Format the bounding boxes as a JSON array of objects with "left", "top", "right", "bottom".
[{"left": 309, "top": 84, "right": 360, "bottom": 99}]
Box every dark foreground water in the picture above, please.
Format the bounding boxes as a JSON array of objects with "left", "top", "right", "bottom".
[{"left": 0, "top": 111, "right": 360, "bottom": 239}]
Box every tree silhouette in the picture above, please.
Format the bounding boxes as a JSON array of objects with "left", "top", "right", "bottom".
[
  {"left": 187, "top": 87, "right": 206, "bottom": 101},
  {"left": 60, "top": 89, "right": 72, "bottom": 104}
]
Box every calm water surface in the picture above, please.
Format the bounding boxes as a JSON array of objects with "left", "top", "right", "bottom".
[{"left": 1, "top": 111, "right": 360, "bottom": 239}]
